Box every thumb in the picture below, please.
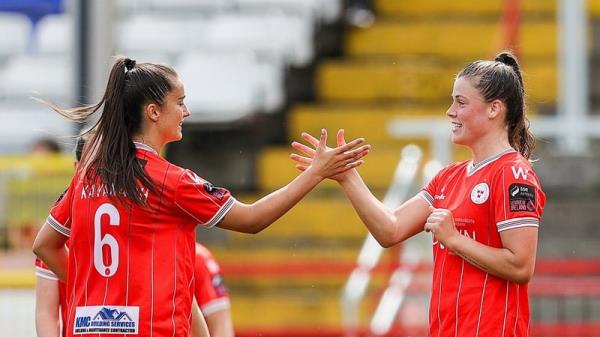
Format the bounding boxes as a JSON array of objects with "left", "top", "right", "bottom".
[{"left": 428, "top": 205, "right": 435, "bottom": 213}]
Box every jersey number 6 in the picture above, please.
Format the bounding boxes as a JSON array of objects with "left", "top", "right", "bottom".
[{"left": 94, "top": 203, "right": 120, "bottom": 277}]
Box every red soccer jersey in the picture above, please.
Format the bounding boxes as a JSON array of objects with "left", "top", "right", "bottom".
[
  {"left": 419, "top": 149, "right": 545, "bottom": 337},
  {"left": 35, "top": 257, "right": 68, "bottom": 337},
  {"left": 193, "top": 243, "right": 230, "bottom": 316},
  {"left": 46, "top": 142, "right": 235, "bottom": 337}
]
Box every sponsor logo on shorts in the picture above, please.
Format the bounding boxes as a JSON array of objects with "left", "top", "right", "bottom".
[{"left": 74, "top": 306, "right": 139, "bottom": 335}]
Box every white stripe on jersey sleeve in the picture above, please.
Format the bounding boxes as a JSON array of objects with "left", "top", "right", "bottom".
[
  {"left": 201, "top": 298, "right": 231, "bottom": 316},
  {"left": 46, "top": 214, "right": 71, "bottom": 237},
  {"left": 418, "top": 191, "right": 434, "bottom": 206},
  {"left": 204, "top": 197, "right": 236, "bottom": 228},
  {"left": 35, "top": 266, "right": 59, "bottom": 281},
  {"left": 496, "top": 217, "right": 539, "bottom": 232}
]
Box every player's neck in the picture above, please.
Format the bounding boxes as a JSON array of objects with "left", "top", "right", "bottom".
[
  {"left": 469, "top": 133, "right": 511, "bottom": 166},
  {"left": 131, "top": 134, "right": 161, "bottom": 154}
]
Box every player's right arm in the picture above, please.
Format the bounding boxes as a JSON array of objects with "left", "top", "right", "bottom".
[
  {"left": 218, "top": 129, "right": 369, "bottom": 234},
  {"left": 338, "top": 170, "right": 432, "bottom": 247},
  {"left": 35, "top": 260, "right": 60, "bottom": 337},
  {"left": 290, "top": 130, "right": 430, "bottom": 247}
]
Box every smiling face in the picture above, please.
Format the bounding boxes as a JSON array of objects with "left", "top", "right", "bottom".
[
  {"left": 446, "top": 76, "right": 496, "bottom": 148},
  {"left": 156, "top": 78, "right": 190, "bottom": 144}
]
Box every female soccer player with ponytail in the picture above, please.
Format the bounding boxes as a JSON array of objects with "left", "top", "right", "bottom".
[
  {"left": 33, "top": 56, "right": 370, "bottom": 337},
  {"left": 292, "top": 51, "right": 545, "bottom": 337}
]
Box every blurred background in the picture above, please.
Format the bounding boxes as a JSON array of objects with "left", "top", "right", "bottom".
[{"left": 0, "top": 0, "right": 599, "bottom": 336}]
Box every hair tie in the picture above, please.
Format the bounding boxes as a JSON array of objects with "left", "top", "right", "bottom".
[{"left": 124, "top": 58, "right": 136, "bottom": 71}]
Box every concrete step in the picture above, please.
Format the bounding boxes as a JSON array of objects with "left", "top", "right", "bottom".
[
  {"left": 289, "top": 104, "right": 447, "bottom": 146},
  {"left": 346, "top": 21, "right": 556, "bottom": 60},
  {"left": 257, "top": 145, "right": 470, "bottom": 191},
  {"left": 230, "top": 197, "right": 369, "bottom": 239},
  {"left": 374, "top": 0, "right": 600, "bottom": 18},
  {"left": 289, "top": 103, "right": 541, "bottom": 146},
  {"left": 317, "top": 59, "right": 555, "bottom": 104}
]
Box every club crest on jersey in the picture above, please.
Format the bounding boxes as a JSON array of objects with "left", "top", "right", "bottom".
[
  {"left": 470, "top": 182, "right": 489, "bottom": 204},
  {"left": 74, "top": 306, "right": 139, "bottom": 334}
]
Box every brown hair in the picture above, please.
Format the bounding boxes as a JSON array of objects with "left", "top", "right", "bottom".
[
  {"left": 457, "top": 51, "right": 535, "bottom": 159},
  {"left": 41, "top": 56, "right": 178, "bottom": 206}
]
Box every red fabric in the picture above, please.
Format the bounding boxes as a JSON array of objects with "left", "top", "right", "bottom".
[
  {"left": 194, "top": 243, "right": 229, "bottom": 315},
  {"left": 47, "top": 144, "right": 234, "bottom": 337},
  {"left": 420, "top": 149, "right": 545, "bottom": 337}
]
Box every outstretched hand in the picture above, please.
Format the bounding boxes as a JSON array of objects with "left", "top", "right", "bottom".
[{"left": 290, "top": 129, "right": 369, "bottom": 182}]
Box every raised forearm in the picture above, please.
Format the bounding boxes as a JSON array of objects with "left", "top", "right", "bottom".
[
  {"left": 338, "top": 171, "right": 400, "bottom": 247},
  {"left": 219, "top": 168, "right": 323, "bottom": 233}
]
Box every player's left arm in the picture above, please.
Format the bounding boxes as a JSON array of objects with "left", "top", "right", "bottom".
[
  {"left": 426, "top": 162, "right": 544, "bottom": 284},
  {"left": 32, "top": 223, "right": 69, "bottom": 282},
  {"left": 427, "top": 211, "right": 538, "bottom": 284}
]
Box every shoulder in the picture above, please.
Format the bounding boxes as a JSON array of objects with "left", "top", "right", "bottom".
[
  {"left": 492, "top": 152, "right": 544, "bottom": 190},
  {"left": 494, "top": 152, "right": 539, "bottom": 178},
  {"left": 435, "top": 160, "right": 468, "bottom": 178}
]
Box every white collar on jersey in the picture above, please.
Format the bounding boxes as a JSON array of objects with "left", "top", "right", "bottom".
[
  {"left": 133, "top": 141, "right": 159, "bottom": 155},
  {"left": 467, "top": 147, "right": 516, "bottom": 176}
]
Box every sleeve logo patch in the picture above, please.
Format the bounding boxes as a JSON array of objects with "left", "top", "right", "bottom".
[
  {"left": 508, "top": 183, "right": 536, "bottom": 212},
  {"left": 203, "top": 183, "right": 227, "bottom": 201}
]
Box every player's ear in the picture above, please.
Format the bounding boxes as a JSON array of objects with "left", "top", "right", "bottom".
[
  {"left": 144, "top": 103, "right": 160, "bottom": 123},
  {"left": 488, "top": 99, "right": 504, "bottom": 119}
]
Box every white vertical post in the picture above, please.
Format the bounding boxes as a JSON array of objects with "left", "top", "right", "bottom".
[{"left": 558, "top": 0, "right": 589, "bottom": 153}]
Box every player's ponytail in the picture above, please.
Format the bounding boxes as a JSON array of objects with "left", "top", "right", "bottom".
[
  {"left": 458, "top": 51, "right": 535, "bottom": 159},
  {"left": 40, "top": 56, "right": 179, "bottom": 206}
]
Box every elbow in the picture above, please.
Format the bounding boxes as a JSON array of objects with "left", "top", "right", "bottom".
[
  {"left": 244, "top": 225, "right": 263, "bottom": 234},
  {"left": 513, "top": 268, "right": 534, "bottom": 284},
  {"left": 32, "top": 238, "right": 45, "bottom": 259},
  {"left": 373, "top": 230, "right": 402, "bottom": 248},
  {"left": 377, "top": 237, "right": 397, "bottom": 248},
  {"left": 509, "top": 263, "right": 535, "bottom": 284}
]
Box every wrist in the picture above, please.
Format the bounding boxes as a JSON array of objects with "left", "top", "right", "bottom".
[
  {"left": 303, "top": 166, "right": 325, "bottom": 184},
  {"left": 338, "top": 169, "right": 359, "bottom": 186},
  {"left": 445, "top": 231, "right": 462, "bottom": 252}
]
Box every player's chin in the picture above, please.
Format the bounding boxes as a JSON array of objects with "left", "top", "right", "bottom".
[{"left": 450, "top": 134, "right": 462, "bottom": 145}]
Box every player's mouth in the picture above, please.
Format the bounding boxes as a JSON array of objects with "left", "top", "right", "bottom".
[{"left": 451, "top": 122, "right": 462, "bottom": 132}]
